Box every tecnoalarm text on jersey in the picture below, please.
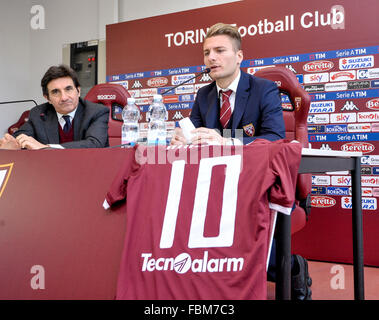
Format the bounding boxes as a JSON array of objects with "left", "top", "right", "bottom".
[{"left": 141, "top": 251, "right": 244, "bottom": 274}]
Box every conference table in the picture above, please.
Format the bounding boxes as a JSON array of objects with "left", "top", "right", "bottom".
[
  {"left": 276, "top": 148, "right": 364, "bottom": 300},
  {"left": 0, "top": 146, "right": 363, "bottom": 300}
]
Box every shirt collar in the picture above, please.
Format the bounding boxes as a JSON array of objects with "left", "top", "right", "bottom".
[
  {"left": 56, "top": 107, "right": 77, "bottom": 121},
  {"left": 216, "top": 69, "right": 241, "bottom": 95}
]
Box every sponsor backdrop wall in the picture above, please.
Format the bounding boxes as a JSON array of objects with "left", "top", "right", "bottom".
[{"left": 106, "top": 0, "right": 379, "bottom": 266}]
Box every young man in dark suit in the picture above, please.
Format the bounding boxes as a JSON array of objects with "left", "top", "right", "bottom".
[
  {"left": 171, "top": 22, "right": 285, "bottom": 146},
  {"left": 171, "top": 23, "right": 312, "bottom": 300},
  {"left": 0, "top": 65, "right": 109, "bottom": 149}
]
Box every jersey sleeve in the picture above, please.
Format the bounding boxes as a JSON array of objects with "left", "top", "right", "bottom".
[
  {"left": 103, "top": 147, "right": 140, "bottom": 209},
  {"left": 268, "top": 141, "right": 302, "bottom": 215}
]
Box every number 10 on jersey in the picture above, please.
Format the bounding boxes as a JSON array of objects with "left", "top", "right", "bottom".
[{"left": 160, "top": 155, "right": 242, "bottom": 249}]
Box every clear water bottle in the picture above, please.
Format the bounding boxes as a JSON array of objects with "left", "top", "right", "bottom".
[
  {"left": 121, "top": 97, "right": 140, "bottom": 146},
  {"left": 147, "top": 94, "right": 168, "bottom": 145}
]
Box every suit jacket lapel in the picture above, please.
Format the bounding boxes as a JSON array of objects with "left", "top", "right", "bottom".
[
  {"left": 232, "top": 71, "right": 250, "bottom": 130},
  {"left": 73, "top": 100, "right": 84, "bottom": 140},
  {"left": 45, "top": 106, "right": 60, "bottom": 144},
  {"left": 205, "top": 85, "right": 220, "bottom": 129}
]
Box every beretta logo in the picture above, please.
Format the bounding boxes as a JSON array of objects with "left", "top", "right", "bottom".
[
  {"left": 366, "top": 98, "right": 379, "bottom": 111},
  {"left": 303, "top": 60, "right": 334, "bottom": 73},
  {"left": 147, "top": 77, "right": 168, "bottom": 88},
  {"left": 311, "top": 196, "right": 336, "bottom": 208},
  {"left": 341, "top": 142, "right": 375, "bottom": 154}
]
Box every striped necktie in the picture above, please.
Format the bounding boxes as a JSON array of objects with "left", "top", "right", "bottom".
[{"left": 219, "top": 89, "right": 233, "bottom": 129}]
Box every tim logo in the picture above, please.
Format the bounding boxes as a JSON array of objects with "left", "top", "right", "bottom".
[{"left": 0, "top": 163, "right": 14, "bottom": 198}]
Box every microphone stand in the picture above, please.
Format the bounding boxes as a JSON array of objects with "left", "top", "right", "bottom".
[{"left": 161, "top": 68, "right": 211, "bottom": 95}]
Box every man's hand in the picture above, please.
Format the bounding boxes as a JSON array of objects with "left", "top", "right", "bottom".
[
  {"left": 0, "top": 133, "right": 22, "bottom": 150},
  {"left": 170, "top": 127, "right": 187, "bottom": 146},
  {"left": 191, "top": 127, "right": 229, "bottom": 145},
  {"left": 15, "top": 134, "right": 48, "bottom": 150}
]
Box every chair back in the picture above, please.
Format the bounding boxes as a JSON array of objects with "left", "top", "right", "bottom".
[
  {"left": 84, "top": 83, "right": 131, "bottom": 146},
  {"left": 255, "top": 66, "right": 312, "bottom": 233},
  {"left": 8, "top": 110, "right": 31, "bottom": 135}
]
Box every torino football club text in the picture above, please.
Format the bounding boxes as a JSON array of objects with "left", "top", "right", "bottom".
[{"left": 165, "top": 6, "right": 344, "bottom": 47}]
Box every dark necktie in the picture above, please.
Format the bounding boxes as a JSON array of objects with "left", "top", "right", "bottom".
[
  {"left": 63, "top": 115, "right": 71, "bottom": 133},
  {"left": 219, "top": 90, "right": 233, "bottom": 129}
]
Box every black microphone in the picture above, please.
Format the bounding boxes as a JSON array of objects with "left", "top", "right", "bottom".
[
  {"left": 161, "top": 68, "right": 211, "bottom": 95},
  {"left": 40, "top": 113, "right": 46, "bottom": 121}
]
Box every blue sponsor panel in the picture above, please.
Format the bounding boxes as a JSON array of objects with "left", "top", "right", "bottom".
[
  {"left": 309, "top": 132, "right": 379, "bottom": 142},
  {"left": 309, "top": 134, "right": 328, "bottom": 142},
  {"left": 373, "top": 167, "right": 379, "bottom": 175},
  {"left": 325, "top": 124, "right": 348, "bottom": 133},
  {"left": 165, "top": 102, "right": 193, "bottom": 111},
  {"left": 179, "top": 94, "right": 195, "bottom": 102},
  {"left": 308, "top": 125, "right": 326, "bottom": 133},
  {"left": 371, "top": 80, "right": 379, "bottom": 88},
  {"left": 326, "top": 187, "right": 350, "bottom": 196},
  {"left": 138, "top": 101, "right": 191, "bottom": 113},
  {"left": 166, "top": 66, "right": 202, "bottom": 75},
  {"left": 241, "top": 58, "right": 272, "bottom": 68},
  {"left": 241, "top": 46, "right": 379, "bottom": 67},
  {"left": 296, "top": 74, "right": 303, "bottom": 84},
  {"left": 270, "top": 54, "right": 304, "bottom": 65},
  {"left": 107, "top": 72, "right": 145, "bottom": 82},
  {"left": 107, "top": 65, "right": 206, "bottom": 82},
  {"left": 311, "top": 186, "right": 327, "bottom": 195},
  {"left": 333, "top": 46, "right": 379, "bottom": 58},
  {"left": 309, "top": 89, "right": 379, "bottom": 102}
]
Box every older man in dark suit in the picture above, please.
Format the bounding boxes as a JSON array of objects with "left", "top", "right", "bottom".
[{"left": 0, "top": 65, "right": 109, "bottom": 149}]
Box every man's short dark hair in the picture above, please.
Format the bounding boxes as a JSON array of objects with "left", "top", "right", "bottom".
[{"left": 41, "top": 64, "right": 80, "bottom": 97}]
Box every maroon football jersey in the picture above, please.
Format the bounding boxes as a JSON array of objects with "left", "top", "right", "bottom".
[{"left": 104, "top": 140, "right": 302, "bottom": 300}]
